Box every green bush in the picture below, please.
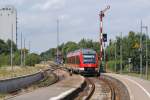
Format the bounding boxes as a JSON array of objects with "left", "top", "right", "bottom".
[
  {"left": 0, "top": 54, "right": 9, "bottom": 67},
  {"left": 0, "top": 52, "right": 41, "bottom": 67},
  {"left": 13, "top": 52, "right": 21, "bottom": 65},
  {"left": 107, "top": 60, "right": 121, "bottom": 72},
  {"left": 26, "top": 53, "right": 41, "bottom": 66}
]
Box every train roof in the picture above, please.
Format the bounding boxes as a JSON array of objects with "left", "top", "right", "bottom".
[
  {"left": 81, "top": 48, "right": 96, "bottom": 54},
  {"left": 67, "top": 48, "right": 96, "bottom": 57}
]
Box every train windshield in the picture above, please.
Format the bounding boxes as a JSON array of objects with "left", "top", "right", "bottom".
[{"left": 83, "top": 54, "right": 96, "bottom": 64}]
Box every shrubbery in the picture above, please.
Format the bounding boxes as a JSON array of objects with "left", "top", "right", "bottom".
[
  {"left": 26, "top": 53, "right": 41, "bottom": 66},
  {"left": 107, "top": 60, "right": 122, "bottom": 72},
  {"left": 0, "top": 39, "right": 41, "bottom": 67}
]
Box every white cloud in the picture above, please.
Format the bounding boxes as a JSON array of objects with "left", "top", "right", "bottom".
[
  {"left": 32, "top": 0, "right": 66, "bottom": 11},
  {"left": 0, "top": 0, "right": 26, "bottom": 6},
  {"left": 1, "top": 0, "right": 150, "bottom": 53}
]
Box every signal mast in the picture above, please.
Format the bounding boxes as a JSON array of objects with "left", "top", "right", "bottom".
[{"left": 99, "top": 5, "right": 110, "bottom": 71}]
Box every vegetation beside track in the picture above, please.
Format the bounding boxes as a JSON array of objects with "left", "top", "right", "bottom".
[
  {"left": 106, "top": 31, "right": 150, "bottom": 80},
  {"left": 0, "top": 68, "right": 58, "bottom": 100},
  {"left": 0, "top": 64, "right": 49, "bottom": 80},
  {"left": 36, "top": 72, "right": 58, "bottom": 87},
  {"left": 0, "top": 39, "right": 41, "bottom": 68}
]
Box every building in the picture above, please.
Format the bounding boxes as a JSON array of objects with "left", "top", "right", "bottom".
[{"left": 0, "top": 5, "right": 17, "bottom": 45}]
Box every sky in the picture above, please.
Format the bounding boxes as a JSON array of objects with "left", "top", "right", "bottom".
[{"left": 0, "top": 0, "right": 150, "bottom": 54}]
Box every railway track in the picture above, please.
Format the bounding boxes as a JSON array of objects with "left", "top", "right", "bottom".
[
  {"left": 49, "top": 63, "right": 120, "bottom": 100},
  {"left": 7, "top": 64, "right": 61, "bottom": 98},
  {"left": 74, "top": 76, "right": 117, "bottom": 100},
  {"left": 48, "top": 63, "right": 120, "bottom": 100}
]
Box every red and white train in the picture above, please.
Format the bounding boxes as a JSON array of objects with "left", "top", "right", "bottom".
[{"left": 66, "top": 49, "right": 99, "bottom": 74}]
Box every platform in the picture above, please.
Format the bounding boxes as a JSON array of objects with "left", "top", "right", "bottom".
[
  {"left": 103, "top": 73, "right": 150, "bottom": 100},
  {"left": 8, "top": 74, "right": 85, "bottom": 100}
]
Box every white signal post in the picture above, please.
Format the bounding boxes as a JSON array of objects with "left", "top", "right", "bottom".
[{"left": 99, "top": 5, "right": 110, "bottom": 71}]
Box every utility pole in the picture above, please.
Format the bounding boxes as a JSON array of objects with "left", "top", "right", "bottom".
[
  {"left": 146, "top": 27, "right": 148, "bottom": 79},
  {"left": 140, "top": 21, "right": 143, "bottom": 77},
  {"left": 24, "top": 38, "right": 26, "bottom": 66},
  {"left": 57, "top": 19, "right": 59, "bottom": 65},
  {"left": 29, "top": 41, "right": 31, "bottom": 66},
  {"left": 11, "top": 24, "right": 13, "bottom": 71},
  {"left": 16, "top": 11, "right": 18, "bottom": 47},
  {"left": 142, "top": 26, "right": 148, "bottom": 79},
  {"left": 120, "top": 33, "right": 123, "bottom": 74},
  {"left": 99, "top": 5, "right": 110, "bottom": 72},
  {"left": 29, "top": 41, "right": 30, "bottom": 54},
  {"left": 115, "top": 40, "right": 117, "bottom": 73},
  {"left": 20, "top": 32, "right": 23, "bottom": 67}
]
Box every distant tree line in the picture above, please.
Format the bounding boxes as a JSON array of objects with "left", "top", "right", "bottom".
[
  {"left": 40, "top": 39, "right": 100, "bottom": 62},
  {"left": 0, "top": 39, "right": 41, "bottom": 67},
  {"left": 41, "top": 31, "right": 150, "bottom": 73},
  {"left": 106, "top": 31, "right": 150, "bottom": 73}
]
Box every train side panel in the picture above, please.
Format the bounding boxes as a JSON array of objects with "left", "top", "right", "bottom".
[{"left": 66, "top": 49, "right": 98, "bottom": 75}]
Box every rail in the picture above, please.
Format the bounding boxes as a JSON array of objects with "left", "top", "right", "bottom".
[
  {"left": 84, "top": 78, "right": 95, "bottom": 100},
  {"left": 101, "top": 78, "right": 116, "bottom": 100},
  {"left": 85, "top": 77, "right": 117, "bottom": 100}
]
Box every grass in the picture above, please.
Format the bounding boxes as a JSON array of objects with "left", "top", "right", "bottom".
[
  {"left": 0, "top": 93, "right": 7, "bottom": 100},
  {"left": 0, "top": 64, "right": 50, "bottom": 99},
  {"left": 107, "top": 62, "right": 150, "bottom": 81},
  {"left": 0, "top": 64, "right": 49, "bottom": 80},
  {"left": 0, "top": 74, "right": 56, "bottom": 100},
  {"left": 35, "top": 73, "right": 57, "bottom": 87}
]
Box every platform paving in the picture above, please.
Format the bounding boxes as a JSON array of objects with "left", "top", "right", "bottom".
[
  {"left": 7, "top": 74, "right": 84, "bottom": 100},
  {"left": 103, "top": 73, "right": 150, "bottom": 100}
]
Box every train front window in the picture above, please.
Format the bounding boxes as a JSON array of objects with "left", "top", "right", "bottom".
[{"left": 83, "top": 54, "right": 96, "bottom": 64}]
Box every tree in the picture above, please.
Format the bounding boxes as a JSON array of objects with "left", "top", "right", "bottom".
[
  {"left": 26, "top": 53, "right": 41, "bottom": 66},
  {"left": 106, "top": 31, "right": 150, "bottom": 72},
  {"left": 78, "top": 39, "right": 87, "bottom": 48},
  {"left": 62, "top": 41, "right": 79, "bottom": 56},
  {"left": 6, "top": 39, "right": 18, "bottom": 53},
  {"left": 0, "top": 39, "right": 8, "bottom": 54}
]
